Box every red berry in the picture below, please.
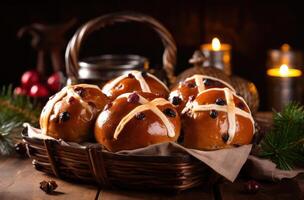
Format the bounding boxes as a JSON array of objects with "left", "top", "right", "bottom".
[
  {"left": 47, "top": 72, "right": 62, "bottom": 92},
  {"left": 21, "top": 70, "right": 40, "bottom": 90},
  {"left": 14, "top": 86, "right": 27, "bottom": 96},
  {"left": 244, "top": 180, "right": 261, "bottom": 194},
  {"left": 29, "top": 84, "right": 49, "bottom": 97}
]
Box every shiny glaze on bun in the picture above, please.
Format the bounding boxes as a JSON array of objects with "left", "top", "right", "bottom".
[
  {"left": 182, "top": 88, "right": 254, "bottom": 150},
  {"left": 40, "top": 84, "right": 109, "bottom": 142},
  {"left": 169, "top": 74, "right": 235, "bottom": 114},
  {"left": 102, "top": 70, "right": 169, "bottom": 100},
  {"left": 95, "top": 92, "right": 180, "bottom": 152}
]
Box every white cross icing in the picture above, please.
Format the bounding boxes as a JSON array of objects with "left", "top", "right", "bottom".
[
  {"left": 182, "top": 88, "right": 254, "bottom": 144},
  {"left": 113, "top": 93, "right": 176, "bottom": 139},
  {"left": 102, "top": 70, "right": 169, "bottom": 96},
  {"left": 184, "top": 74, "right": 236, "bottom": 93},
  {"left": 169, "top": 74, "right": 235, "bottom": 104}
]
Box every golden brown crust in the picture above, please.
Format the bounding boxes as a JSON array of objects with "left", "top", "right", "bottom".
[
  {"left": 94, "top": 92, "right": 180, "bottom": 152},
  {"left": 103, "top": 73, "right": 169, "bottom": 100},
  {"left": 182, "top": 89, "right": 254, "bottom": 150},
  {"left": 39, "top": 84, "right": 109, "bottom": 142}
]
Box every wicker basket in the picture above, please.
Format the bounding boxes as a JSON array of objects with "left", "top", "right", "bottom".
[
  {"left": 22, "top": 12, "right": 216, "bottom": 192},
  {"left": 22, "top": 127, "right": 212, "bottom": 192}
]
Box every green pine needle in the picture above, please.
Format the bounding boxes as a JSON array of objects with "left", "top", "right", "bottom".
[
  {"left": 259, "top": 103, "right": 304, "bottom": 170},
  {"left": 0, "top": 85, "right": 41, "bottom": 156}
]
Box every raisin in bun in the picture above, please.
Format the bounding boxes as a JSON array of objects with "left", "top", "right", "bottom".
[
  {"left": 40, "top": 84, "right": 109, "bottom": 142},
  {"left": 95, "top": 92, "right": 180, "bottom": 152},
  {"left": 182, "top": 87, "right": 254, "bottom": 150},
  {"left": 169, "top": 74, "right": 235, "bottom": 114},
  {"left": 102, "top": 70, "right": 169, "bottom": 100}
]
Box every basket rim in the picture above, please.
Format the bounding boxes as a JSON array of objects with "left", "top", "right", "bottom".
[{"left": 21, "top": 127, "right": 195, "bottom": 162}]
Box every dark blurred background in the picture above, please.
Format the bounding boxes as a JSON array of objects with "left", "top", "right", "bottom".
[{"left": 1, "top": 0, "right": 304, "bottom": 110}]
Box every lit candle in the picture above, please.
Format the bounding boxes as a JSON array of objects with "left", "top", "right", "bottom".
[
  {"left": 267, "top": 64, "right": 303, "bottom": 111},
  {"left": 267, "top": 64, "right": 302, "bottom": 77},
  {"left": 200, "top": 37, "right": 232, "bottom": 75}
]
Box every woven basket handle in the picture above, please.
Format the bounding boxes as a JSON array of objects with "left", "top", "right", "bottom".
[{"left": 65, "top": 11, "right": 177, "bottom": 84}]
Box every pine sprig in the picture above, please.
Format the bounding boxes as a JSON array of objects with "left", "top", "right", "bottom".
[
  {"left": 0, "top": 85, "right": 41, "bottom": 155},
  {"left": 259, "top": 103, "right": 304, "bottom": 170},
  {"left": 0, "top": 112, "right": 23, "bottom": 155}
]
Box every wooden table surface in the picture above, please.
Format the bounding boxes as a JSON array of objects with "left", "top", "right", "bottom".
[{"left": 0, "top": 156, "right": 303, "bottom": 200}]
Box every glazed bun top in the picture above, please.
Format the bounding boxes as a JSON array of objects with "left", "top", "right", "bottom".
[
  {"left": 94, "top": 92, "right": 180, "bottom": 152},
  {"left": 40, "top": 84, "right": 108, "bottom": 139},
  {"left": 169, "top": 74, "right": 235, "bottom": 113},
  {"left": 183, "top": 87, "right": 254, "bottom": 145},
  {"left": 102, "top": 70, "right": 169, "bottom": 100}
]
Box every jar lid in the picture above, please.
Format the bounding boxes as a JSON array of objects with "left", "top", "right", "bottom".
[
  {"left": 78, "top": 54, "right": 149, "bottom": 80},
  {"left": 79, "top": 54, "right": 149, "bottom": 70}
]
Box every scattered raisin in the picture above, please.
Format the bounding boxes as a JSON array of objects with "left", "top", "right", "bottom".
[
  {"left": 186, "top": 82, "right": 196, "bottom": 88},
  {"left": 128, "top": 73, "right": 134, "bottom": 78},
  {"left": 189, "top": 95, "right": 195, "bottom": 102},
  {"left": 237, "top": 102, "right": 245, "bottom": 110},
  {"left": 203, "top": 79, "right": 212, "bottom": 86},
  {"left": 209, "top": 110, "right": 218, "bottom": 119},
  {"left": 59, "top": 112, "right": 70, "bottom": 122},
  {"left": 163, "top": 108, "right": 176, "bottom": 118},
  {"left": 141, "top": 71, "right": 147, "bottom": 77},
  {"left": 172, "top": 96, "right": 182, "bottom": 105},
  {"left": 68, "top": 96, "right": 76, "bottom": 104},
  {"left": 127, "top": 92, "right": 140, "bottom": 103},
  {"left": 135, "top": 112, "right": 145, "bottom": 120},
  {"left": 215, "top": 98, "right": 226, "bottom": 106},
  {"left": 221, "top": 133, "right": 229, "bottom": 143},
  {"left": 40, "top": 180, "right": 58, "bottom": 194}
]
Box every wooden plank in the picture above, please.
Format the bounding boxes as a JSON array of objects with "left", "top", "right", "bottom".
[
  {"left": 218, "top": 179, "right": 302, "bottom": 200},
  {"left": 0, "top": 156, "right": 98, "bottom": 200},
  {"left": 1, "top": 156, "right": 302, "bottom": 200},
  {"left": 97, "top": 188, "right": 214, "bottom": 200}
]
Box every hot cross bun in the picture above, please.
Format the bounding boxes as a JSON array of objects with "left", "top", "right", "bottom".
[
  {"left": 94, "top": 92, "right": 180, "bottom": 152},
  {"left": 40, "top": 84, "right": 109, "bottom": 142},
  {"left": 182, "top": 87, "right": 254, "bottom": 150},
  {"left": 169, "top": 74, "right": 235, "bottom": 114}
]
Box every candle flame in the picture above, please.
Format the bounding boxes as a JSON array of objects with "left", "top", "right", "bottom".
[
  {"left": 212, "top": 37, "right": 221, "bottom": 51},
  {"left": 279, "top": 64, "right": 289, "bottom": 76}
]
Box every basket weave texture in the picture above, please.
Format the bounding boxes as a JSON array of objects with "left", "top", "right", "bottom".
[{"left": 23, "top": 127, "right": 209, "bottom": 191}]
